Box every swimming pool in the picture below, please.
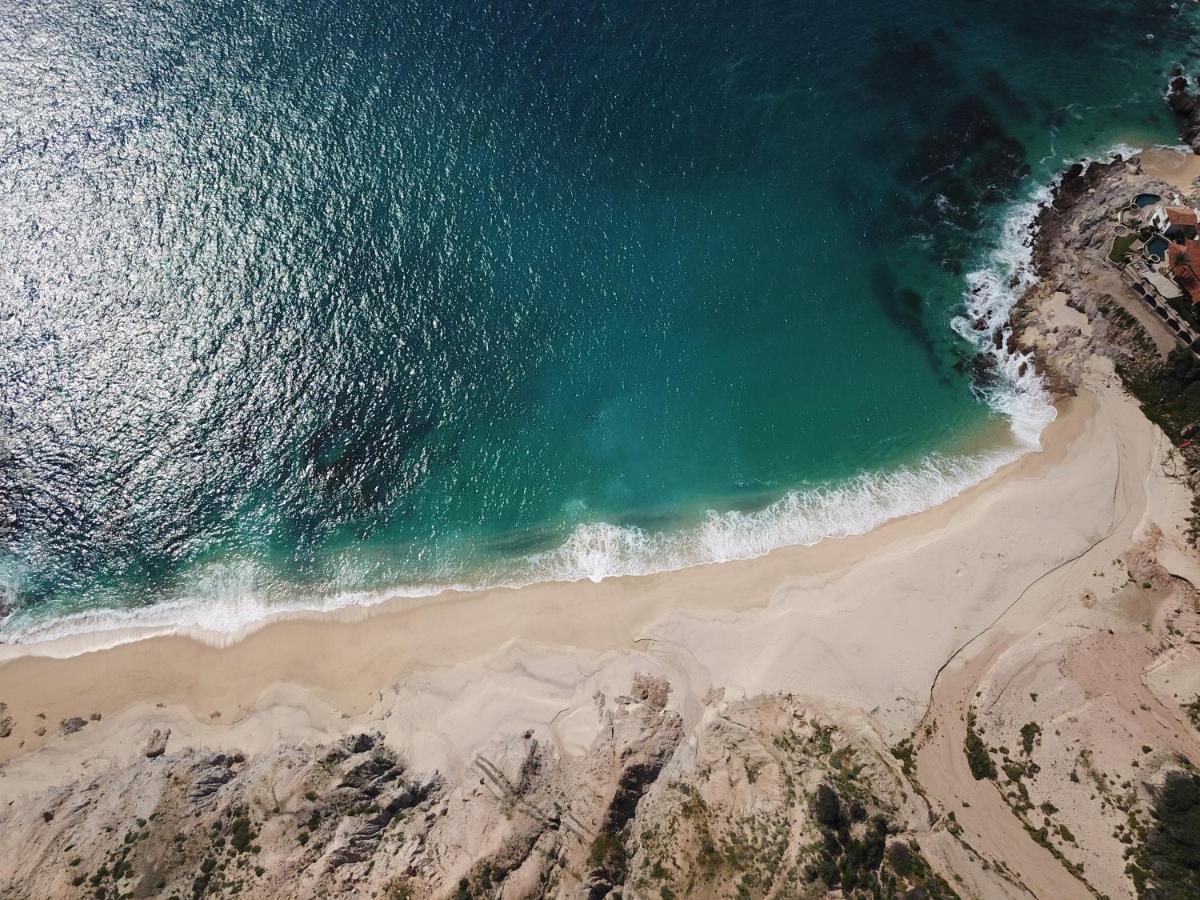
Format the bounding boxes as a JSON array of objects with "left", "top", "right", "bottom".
[{"left": 1147, "top": 236, "right": 1171, "bottom": 260}]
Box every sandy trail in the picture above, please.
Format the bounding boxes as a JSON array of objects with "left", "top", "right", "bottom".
[{"left": 915, "top": 359, "right": 1182, "bottom": 900}]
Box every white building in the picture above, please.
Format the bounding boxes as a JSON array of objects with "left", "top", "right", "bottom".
[{"left": 1148, "top": 204, "right": 1200, "bottom": 238}]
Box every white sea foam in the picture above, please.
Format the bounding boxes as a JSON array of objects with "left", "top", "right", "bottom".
[
  {"left": 508, "top": 449, "right": 1022, "bottom": 585},
  {"left": 1, "top": 449, "right": 1023, "bottom": 654},
  {"left": 2, "top": 156, "right": 1093, "bottom": 655},
  {"left": 951, "top": 185, "right": 1057, "bottom": 448}
]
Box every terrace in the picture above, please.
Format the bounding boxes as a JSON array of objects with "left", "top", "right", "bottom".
[{"left": 1108, "top": 193, "right": 1200, "bottom": 357}]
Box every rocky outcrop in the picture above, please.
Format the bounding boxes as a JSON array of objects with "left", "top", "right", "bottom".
[
  {"left": 142, "top": 727, "right": 169, "bottom": 758},
  {"left": 0, "top": 678, "right": 963, "bottom": 899},
  {"left": 188, "top": 751, "right": 244, "bottom": 803},
  {"left": 1167, "top": 71, "right": 1200, "bottom": 153},
  {"left": 1009, "top": 152, "right": 1181, "bottom": 394},
  {"left": 584, "top": 676, "right": 684, "bottom": 899},
  {"left": 323, "top": 774, "right": 439, "bottom": 869}
]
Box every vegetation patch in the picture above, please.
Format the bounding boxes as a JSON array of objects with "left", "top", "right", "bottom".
[
  {"left": 1109, "top": 231, "right": 1140, "bottom": 263},
  {"left": 801, "top": 783, "right": 958, "bottom": 898},
  {"left": 1185, "top": 695, "right": 1200, "bottom": 730},
  {"left": 1019, "top": 722, "right": 1042, "bottom": 756},
  {"left": 964, "top": 709, "right": 997, "bottom": 780},
  {"left": 1129, "top": 769, "right": 1200, "bottom": 899},
  {"left": 890, "top": 738, "right": 916, "bottom": 778}
]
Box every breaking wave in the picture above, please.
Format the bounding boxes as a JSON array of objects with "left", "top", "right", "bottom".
[{"left": 2, "top": 166, "right": 1074, "bottom": 654}]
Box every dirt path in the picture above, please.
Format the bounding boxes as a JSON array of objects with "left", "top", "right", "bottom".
[
  {"left": 915, "top": 373, "right": 1161, "bottom": 899},
  {"left": 918, "top": 645, "right": 1092, "bottom": 900}
]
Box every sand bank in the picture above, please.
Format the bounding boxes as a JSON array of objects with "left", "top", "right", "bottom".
[
  {"left": 0, "top": 355, "right": 1178, "bottom": 786},
  {"left": 1141, "top": 145, "right": 1200, "bottom": 192}
]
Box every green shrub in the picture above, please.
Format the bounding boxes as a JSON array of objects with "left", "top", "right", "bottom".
[
  {"left": 1132, "top": 770, "right": 1200, "bottom": 898},
  {"left": 965, "top": 710, "right": 997, "bottom": 780},
  {"left": 1020, "top": 722, "right": 1041, "bottom": 756}
]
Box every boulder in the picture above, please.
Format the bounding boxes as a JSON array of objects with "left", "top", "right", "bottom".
[
  {"left": 144, "top": 728, "right": 170, "bottom": 758},
  {"left": 1166, "top": 73, "right": 1200, "bottom": 152}
]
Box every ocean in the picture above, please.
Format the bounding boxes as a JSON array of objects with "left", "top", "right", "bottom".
[{"left": 1, "top": 0, "right": 1197, "bottom": 641}]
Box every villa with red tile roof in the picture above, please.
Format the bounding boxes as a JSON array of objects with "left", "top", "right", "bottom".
[
  {"left": 1150, "top": 204, "right": 1200, "bottom": 238},
  {"left": 1169, "top": 241, "right": 1200, "bottom": 298}
]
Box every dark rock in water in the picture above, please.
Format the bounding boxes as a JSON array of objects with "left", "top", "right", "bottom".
[
  {"left": 1165, "top": 73, "right": 1200, "bottom": 152},
  {"left": 60, "top": 717, "right": 87, "bottom": 735},
  {"left": 0, "top": 703, "right": 12, "bottom": 738},
  {"left": 1167, "top": 75, "right": 1196, "bottom": 116},
  {"left": 143, "top": 728, "right": 170, "bottom": 758},
  {"left": 981, "top": 68, "right": 1033, "bottom": 120},
  {"left": 88, "top": 712, "right": 101, "bottom": 722},
  {"left": 968, "top": 352, "right": 1000, "bottom": 390},
  {"left": 869, "top": 267, "right": 925, "bottom": 336}
]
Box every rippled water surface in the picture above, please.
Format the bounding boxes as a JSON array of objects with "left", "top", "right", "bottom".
[{"left": 1, "top": 0, "right": 1197, "bottom": 636}]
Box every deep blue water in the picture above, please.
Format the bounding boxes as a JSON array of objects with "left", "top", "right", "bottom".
[{"left": 0, "top": 0, "right": 1197, "bottom": 637}]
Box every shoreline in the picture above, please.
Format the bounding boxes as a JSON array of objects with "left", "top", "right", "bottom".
[
  {"left": 0, "top": 157, "right": 1061, "bottom": 657},
  {"left": 0, "top": 410, "right": 1038, "bottom": 658},
  {"left": 0, "top": 424, "right": 1034, "bottom": 662},
  {"left": 4, "top": 148, "right": 1200, "bottom": 899},
  {"left": 0, "top": 383, "right": 1097, "bottom": 766}
]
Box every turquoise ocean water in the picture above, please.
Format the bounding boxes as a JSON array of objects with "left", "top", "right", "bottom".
[{"left": 1, "top": 0, "right": 1198, "bottom": 640}]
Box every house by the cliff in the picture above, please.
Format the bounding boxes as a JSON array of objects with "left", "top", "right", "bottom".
[
  {"left": 1150, "top": 204, "right": 1200, "bottom": 239},
  {"left": 1169, "top": 241, "right": 1200, "bottom": 298}
]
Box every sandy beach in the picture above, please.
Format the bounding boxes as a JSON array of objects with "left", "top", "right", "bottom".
[{"left": 0, "top": 379, "right": 1097, "bottom": 766}]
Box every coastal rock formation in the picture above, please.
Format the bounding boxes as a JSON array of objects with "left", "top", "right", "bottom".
[
  {"left": 59, "top": 716, "right": 87, "bottom": 736},
  {"left": 1015, "top": 153, "right": 1185, "bottom": 391},
  {"left": 0, "top": 677, "right": 965, "bottom": 899},
  {"left": 143, "top": 727, "right": 170, "bottom": 758},
  {"left": 1167, "top": 72, "right": 1200, "bottom": 153},
  {"left": 188, "top": 752, "right": 245, "bottom": 803}
]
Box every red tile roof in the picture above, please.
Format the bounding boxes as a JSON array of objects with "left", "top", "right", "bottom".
[
  {"left": 1169, "top": 241, "right": 1200, "bottom": 298},
  {"left": 1165, "top": 206, "right": 1200, "bottom": 227}
]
